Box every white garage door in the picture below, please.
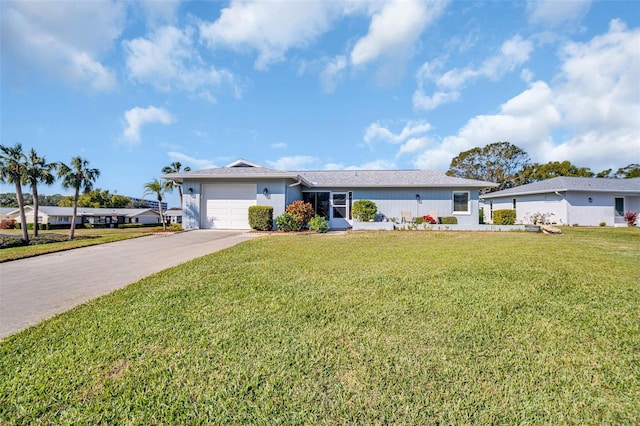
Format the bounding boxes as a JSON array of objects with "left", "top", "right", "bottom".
[{"left": 202, "top": 183, "right": 256, "bottom": 229}]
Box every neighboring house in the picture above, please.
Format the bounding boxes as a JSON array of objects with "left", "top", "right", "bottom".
[
  {"left": 164, "top": 208, "right": 182, "bottom": 224},
  {"left": 162, "top": 159, "right": 497, "bottom": 230},
  {"left": 481, "top": 177, "right": 640, "bottom": 226},
  {"left": 7, "top": 206, "right": 162, "bottom": 227},
  {"left": 0, "top": 207, "right": 14, "bottom": 221}
]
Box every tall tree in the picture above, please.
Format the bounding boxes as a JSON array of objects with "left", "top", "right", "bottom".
[
  {"left": 58, "top": 157, "right": 100, "bottom": 240},
  {"left": 143, "top": 179, "right": 169, "bottom": 230},
  {"left": 447, "top": 142, "right": 531, "bottom": 191},
  {"left": 162, "top": 162, "right": 191, "bottom": 206},
  {"left": 0, "top": 143, "right": 29, "bottom": 243},
  {"left": 521, "top": 160, "right": 595, "bottom": 183},
  {"left": 614, "top": 163, "right": 640, "bottom": 179},
  {"left": 24, "top": 149, "right": 57, "bottom": 237}
]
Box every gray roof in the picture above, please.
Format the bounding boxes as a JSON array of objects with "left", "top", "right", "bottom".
[
  {"left": 294, "top": 170, "right": 497, "bottom": 188},
  {"left": 162, "top": 160, "right": 497, "bottom": 189},
  {"left": 7, "top": 206, "right": 160, "bottom": 217},
  {"left": 482, "top": 177, "right": 640, "bottom": 199}
]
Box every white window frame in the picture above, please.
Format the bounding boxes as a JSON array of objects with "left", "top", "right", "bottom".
[{"left": 452, "top": 191, "right": 470, "bottom": 215}]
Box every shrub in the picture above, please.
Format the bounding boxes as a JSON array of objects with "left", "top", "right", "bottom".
[
  {"left": 599, "top": 222, "right": 606, "bottom": 227},
  {"left": 248, "top": 206, "right": 274, "bottom": 231},
  {"left": 493, "top": 209, "right": 516, "bottom": 225},
  {"left": 415, "top": 216, "right": 424, "bottom": 225},
  {"left": 439, "top": 216, "right": 458, "bottom": 225},
  {"left": 0, "top": 237, "right": 28, "bottom": 249},
  {"left": 0, "top": 219, "right": 16, "bottom": 229},
  {"left": 285, "top": 201, "right": 315, "bottom": 228},
  {"left": 624, "top": 211, "right": 638, "bottom": 226},
  {"left": 276, "top": 212, "right": 301, "bottom": 232},
  {"left": 309, "top": 215, "right": 329, "bottom": 233},
  {"left": 423, "top": 215, "right": 437, "bottom": 224},
  {"left": 352, "top": 200, "right": 377, "bottom": 221}
]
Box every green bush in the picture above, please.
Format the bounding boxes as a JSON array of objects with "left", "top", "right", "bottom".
[
  {"left": 276, "top": 212, "right": 301, "bottom": 232},
  {"left": 352, "top": 200, "right": 377, "bottom": 221},
  {"left": 285, "top": 201, "right": 315, "bottom": 228},
  {"left": 309, "top": 216, "right": 329, "bottom": 233},
  {"left": 415, "top": 216, "right": 424, "bottom": 225},
  {"left": 248, "top": 206, "right": 274, "bottom": 231},
  {"left": 439, "top": 216, "right": 458, "bottom": 225},
  {"left": 493, "top": 209, "right": 516, "bottom": 225}
]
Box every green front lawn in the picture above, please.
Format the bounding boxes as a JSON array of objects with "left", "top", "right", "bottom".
[
  {"left": 0, "top": 227, "right": 166, "bottom": 262},
  {"left": 1, "top": 228, "right": 639, "bottom": 424}
]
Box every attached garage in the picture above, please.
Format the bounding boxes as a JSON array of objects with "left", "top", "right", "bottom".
[{"left": 201, "top": 183, "right": 256, "bottom": 229}]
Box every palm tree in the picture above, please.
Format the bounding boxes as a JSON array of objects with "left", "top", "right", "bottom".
[
  {"left": 143, "top": 179, "right": 169, "bottom": 230},
  {"left": 162, "top": 162, "right": 191, "bottom": 206},
  {"left": 58, "top": 157, "right": 100, "bottom": 240},
  {"left": 0, "top": 143, "right": 29, "bottom": 243},
  {"left": 24, "top": 149, "right": 57, "bottom": 237}
]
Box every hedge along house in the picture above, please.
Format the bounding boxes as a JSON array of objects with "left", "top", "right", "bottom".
[
  {"left": 162, "top": 159, "right": 498, "bottom": 230},
  {"left": 480, "top": 177, "right": 640, "bottom": 227}
]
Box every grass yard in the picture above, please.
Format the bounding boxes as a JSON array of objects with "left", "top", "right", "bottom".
[
  {"left": 0, "top": 227, "right": 164, "bottom": 262},
  {"left": 1, "top": 228, "right": 639, "bottom": 424}
]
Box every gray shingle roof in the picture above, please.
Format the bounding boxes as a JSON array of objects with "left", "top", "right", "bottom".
[
  {"left": 482, "top": 177, "right": 640, "bottom": 199},
  {"left": 294, "top": 170, "right": 497, "bottom": 188},
  {"left": 162, "top": 160, "right": 497, "bottom": 189}
]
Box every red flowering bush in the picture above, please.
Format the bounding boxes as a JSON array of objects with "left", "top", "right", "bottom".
[
  {"left": 422, "top": 215, "right": 437, "bottom": 224},
  {"left": 624, "top": 211, "right": 638, "bottom": 226}
]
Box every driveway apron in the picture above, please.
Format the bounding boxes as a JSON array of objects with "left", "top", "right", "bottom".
[{"left": 0, "top": 230, "right": 259, "bottom": 339}]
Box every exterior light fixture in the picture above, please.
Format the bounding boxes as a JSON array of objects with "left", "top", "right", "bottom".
[
  {"left": 187, "top": 187, "right": 194, "bottom": 195},
  {"left": 263, "top": 188, "right": 269, "bottom": 197},
  {"left": 415, "top": 194, "right": 420, "bottom": 202},
  {"left": 588, "top": 197, "right": 593, "bottom": 203}
]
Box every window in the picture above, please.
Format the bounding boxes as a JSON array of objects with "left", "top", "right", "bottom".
[
  {"left": 453, "top": 191, "right": 470, "bottom": 214},
  {"left": 615, "top": 198, "right": 624, "bottom": 216},
  {"left": 303, "top": 192, "right": 330, "bottom": 218}
]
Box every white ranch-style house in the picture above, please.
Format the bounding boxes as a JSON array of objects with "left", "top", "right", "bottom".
[
  {"left": 481, "top": 177, "right": 640, "bottom": 227},
  {"left": 6, "top": 206, "right": 162, "bottom": 228},
  {"left": 162, "top": 159, "right": 498, "bottom": 230}
]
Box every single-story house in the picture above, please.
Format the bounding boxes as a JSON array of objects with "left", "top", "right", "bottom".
[
  {"left": 7, "top": 206, "right": 162, "bottom": 227},
  {"left": 480, "top": 177, "right": 640, "bottom": 226},
  {"left": 164, "top": 208, "right": 183, "bottom": 224},
  {"left": 161, "top": 159, "right": 498, "bottom": 230},
  {"left": 0, "top": 207, "right": 13, "bottom": 221}
]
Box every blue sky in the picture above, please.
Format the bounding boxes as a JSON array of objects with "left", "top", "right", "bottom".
[{"left": 1, "top": 0, "right": 639, "bottom": 208}]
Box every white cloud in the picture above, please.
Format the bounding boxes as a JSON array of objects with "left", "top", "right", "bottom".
[
  {"left": 364, "top": 120, "right": 432, "bottom": 145},
  {"left": 350, "top": 0, "right": 446, "bottom": 67},
  {"left": 271, "top": 142, "right": 288, "bottom": 149},
  {"left": 1, "top": 0, "right": 124, "bottom": 91},
  {"left": 413, "top": 35, "right": 533, "bottom": 110},
  {"left": 137, "top": 0, "right": 181, "bottom": 26},
  {"left": 124, "top": 25, "right": 239, "bottom": 100},
  {"left": 167, "top": 151, "right": 216, "bottom": 169},
  {"left": 415, "top": 20, "right": 640, "bottom": 172},
  {"left": 199, "top": 0, "right": 338, "bottom": 70},
  {"left": 528, "top": 0, "right": 591, "bottom": 28},
  {"left": 266, "top": 156, "right": 319, "bottom": 170},
  {"left": 123, "top": 106, "right": 175, "bottom": 143},
  {"left": 320, "top": 55, "right": 347, "bottom": 93}
]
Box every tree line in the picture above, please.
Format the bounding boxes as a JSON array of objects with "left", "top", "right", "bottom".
[{"left": 446, "top": 142, "right": 639, "bottom": 191}]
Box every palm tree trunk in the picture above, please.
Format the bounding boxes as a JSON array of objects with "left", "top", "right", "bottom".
[
  {"left": 69, "top": 189, "right": 79, "bottom": 240},
  {"left": 32, "top": 184, "right": 39, "bottom": 237},
  {"left": 177, "top": 185, "right": 183, "bottom": 209},
  {"left": 15, "top": 182, "right": 29, "bottom": 243}
]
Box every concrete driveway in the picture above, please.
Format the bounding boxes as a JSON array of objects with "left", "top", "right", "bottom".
[{"left": 0, "top": 230, "right": 259, "bottom": 339}]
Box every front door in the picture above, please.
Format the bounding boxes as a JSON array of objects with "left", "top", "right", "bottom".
[{"left": 331, "top": 192, "right": 351, "bottom": 229}]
